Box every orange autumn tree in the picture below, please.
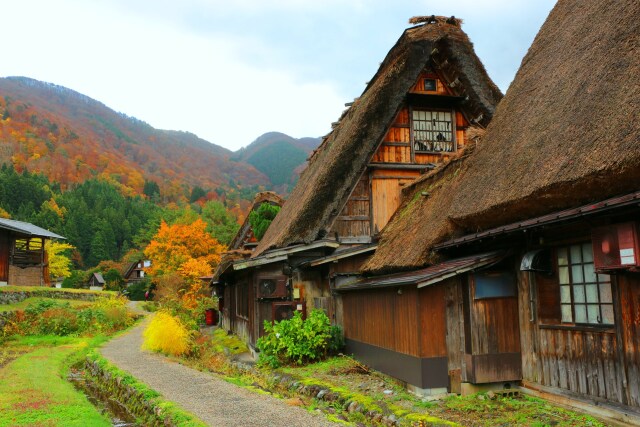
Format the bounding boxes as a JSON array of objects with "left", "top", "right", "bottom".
[{"left": 144, "top": 219, "right": 225, "bottom": 308}]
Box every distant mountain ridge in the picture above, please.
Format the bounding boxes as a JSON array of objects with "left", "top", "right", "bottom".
[
  {"left": 0, "top": 77, "right": 320, "bottom": 199},
  {"left": 233, "top": 132, "right": 321, "bottom": 193}
]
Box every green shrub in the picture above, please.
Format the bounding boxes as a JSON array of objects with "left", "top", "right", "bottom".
[
  {"left": 126, "top": 279, "right": 151, "bottom": 301},
  {"left": 256, "top": 309, "right": 343, "bottom": 368}
]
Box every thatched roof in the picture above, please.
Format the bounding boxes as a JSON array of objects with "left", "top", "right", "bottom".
[
  {"left": 228, "top": 191, "right": 284, "bottom": 251},
  {"left": 364, "top": 0, "right": 640, "bottom": 274},
  {"left": 254, "top": 17, "right": 502, "bottom": 256}
]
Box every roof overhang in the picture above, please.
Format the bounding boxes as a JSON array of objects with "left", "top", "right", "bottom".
[
  {"left": 0, "top": 218, "right": 65, "bottom": 239},
  {"left": 233, "top": 240, "right": 341, "bottom": 271},
  {"left": 435, "top": 190, "right": 640, "bottom": 250},
  {"left": 336, "top": 250, "right": 506, "bottom": 291},
  {"left": 303, "top": 245, "right": 377, "bottom": 268}
]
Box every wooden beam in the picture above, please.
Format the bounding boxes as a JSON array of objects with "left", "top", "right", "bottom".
[{"left": 368, "top": 163, "right": 434, "bottom": 171}]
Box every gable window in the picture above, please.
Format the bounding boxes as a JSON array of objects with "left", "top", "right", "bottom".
[
  {"left": 412, "top": 110, "right": 455, "bottom": 153},
  {"left": 423, "top": 78, "right": 437, "bottom": 91},
  {"left": 557, "top": 243, "right": 614, "bottom": 325}
]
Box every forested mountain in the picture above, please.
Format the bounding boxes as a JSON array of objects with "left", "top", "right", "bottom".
[
  {"left": 232, "top": 132, "right": 321, "bottom": 193},
  {"left": 0, "top": 76, "right": 269, "bottom": 202}
]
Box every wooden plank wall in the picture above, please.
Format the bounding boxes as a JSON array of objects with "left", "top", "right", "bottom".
[
  {"left": 330, "top": 174, "right": 370, "bottom": 237},
  {"left": 445, "top": 277, "right": 465, "bottom": 390},
  {"left": 519, "top": 267, "right": 640, "bottom": 408},
  {"left": 418, "top": 283, "right": 448, "bottom": 358},
  {"left": 371, "top": 169, "right": 419, "bottom": 233},
  {"left": 469, "top": 293, "right": 521, "bottom": 355},
  {"left": 616, "top": 274, "right": 640, "bottom": 408},
  {"left": 342, "top": 287, "right": 419, "bottom": 356},
  {"left": 408, "top": 70, "right": 451, "bottom": 95}
]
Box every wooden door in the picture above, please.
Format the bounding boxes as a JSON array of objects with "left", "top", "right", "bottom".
[
  {"left": 0, "top": 232, "right": 9, "bottom": 283},
  {"left": 371, "top": 175, "right": 416, "bottom": 233},
  {"left": 464, "top": 271, "right": 522, "bottom": 384}
]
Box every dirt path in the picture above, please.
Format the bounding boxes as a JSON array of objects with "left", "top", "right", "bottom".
[{"left": 100, "top": 311, "right": 336, "bottom": 427}]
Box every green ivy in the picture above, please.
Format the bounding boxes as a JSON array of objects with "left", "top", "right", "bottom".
[{"left": 256, "top": 309, "right": 343, "bottom": 368}]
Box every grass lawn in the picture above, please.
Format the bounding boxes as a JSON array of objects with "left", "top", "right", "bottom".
[
  {"left": 0, "top": 297, "right": 94, "bottom": 312},
  {"left": 0, "top": 335, "right": 112, "bottom": 427}
]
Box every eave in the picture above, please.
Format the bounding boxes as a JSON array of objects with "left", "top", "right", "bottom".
[
  {"left": 435, "top": 190, "right": 640, "bottom": 250},
  {"left": 233, "top": 240, "right": 341, "bottom": 271}
]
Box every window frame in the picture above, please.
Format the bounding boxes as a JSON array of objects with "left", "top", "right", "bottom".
[
  {"left": 11, "top": 237, "right": 44, "bottom": 267},
  {"left": 235, "top": 282, "right": 249, "bottom": 320},
  {"left": 555, "top": 242, "right": 614, "bottom": 326},
  {"left": 409, "top": 106, "right": 457, "bottom": 155}
]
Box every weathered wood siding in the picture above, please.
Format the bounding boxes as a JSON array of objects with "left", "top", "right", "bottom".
[
  {"left": 330, "top": 174, "right": 371, "bottom": 238},
  {"left": 419, "top": 283, "right": 447, "bottom": 358},
  {"left": 519, "top": 267, "right": 640, "bottom": 408},
  {"left": 371, "top": 170, "right": 419, "bottom": 233},
  {"left": 342, "top": 287, "right": 419, "bottom": 356}
]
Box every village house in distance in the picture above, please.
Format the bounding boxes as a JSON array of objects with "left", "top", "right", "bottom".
[
  {"left": 215, "top": 1, "right": 639, "bottom": 423},
  {"left": 0, "top": 218, "right": 65, "bottom": 287}
]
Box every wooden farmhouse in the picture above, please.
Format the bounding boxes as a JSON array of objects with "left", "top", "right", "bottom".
[
  {"left": 349, "top": 0, "right": 640, "bottom": 420},
  {"left": 123, "top": 259, "right": 151, "bottom": 285},
  {"left": 214, "top": 191, "right": 285, "bottom": 340},
  {"left": 213, "top": 17, "right": 502, "bottom": 354},
  {"left": 0, "top": 218, "right": 65, "bottom": 287}
]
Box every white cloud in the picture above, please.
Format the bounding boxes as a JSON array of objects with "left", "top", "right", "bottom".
[{"left": 2, "top": 0, "right": 344, "bottom": 150}]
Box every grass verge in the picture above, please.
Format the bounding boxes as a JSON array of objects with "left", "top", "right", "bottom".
[
  {"left": 86, "top": 350, "right": 208, "bottom": 427},
  {"left": 0, "top": 335, "right": 112, "bottom": 427}
]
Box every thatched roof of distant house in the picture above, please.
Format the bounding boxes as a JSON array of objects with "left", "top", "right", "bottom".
[
  {"left": 364, "top": 0, "right": 640, "bottom": 274},
  {"left": 255, "top": 16, "right": 502, "bottom": 256},
  {"left": 228, "top": 191, "right": 284, "bottom": 251},
  {"left": 213, "top": 191, "right": 284, "bottom": 281}
]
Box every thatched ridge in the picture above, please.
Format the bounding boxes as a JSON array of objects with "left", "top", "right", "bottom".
[
  {"left": 364, "top": 0, "right": 640, "bottom": 274},
  {"left": 254, "top": 17, "right": 502, "bottom": 256}
]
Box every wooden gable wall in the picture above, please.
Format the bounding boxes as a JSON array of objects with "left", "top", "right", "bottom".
[{"left": 330, "top": 66, "right": 472, "bottom": 240}]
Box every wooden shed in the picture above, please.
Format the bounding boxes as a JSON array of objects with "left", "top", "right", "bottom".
[{"left": 0, "top": 218, "right": 65, "bottom": 287}]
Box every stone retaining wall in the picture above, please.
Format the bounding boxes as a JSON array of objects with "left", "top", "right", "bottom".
[
  {"left": 0, "top": 289, "right": 104, "bottom": 305},
  {"left": 83, "top": 358, "right": 204, "bottom": 427}
]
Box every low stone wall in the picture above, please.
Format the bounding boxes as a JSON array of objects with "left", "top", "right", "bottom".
[{"left": 0, "top": 289, "right": 105, "bottom": 305}]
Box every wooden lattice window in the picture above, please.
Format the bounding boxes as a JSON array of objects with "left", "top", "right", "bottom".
[
  {"left": 12, "top": 237, "right": 44, "bottom": 267},
  {"left": 557, "top": 243, "right": 614, "bottom": 325},
  {"left": 412, "top": 110, "right": 455, "bottom": 153}
]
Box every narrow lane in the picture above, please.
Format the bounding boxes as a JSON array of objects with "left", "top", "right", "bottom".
[{"left": 100, "top": 312, "right": 336, "bottom": 427}]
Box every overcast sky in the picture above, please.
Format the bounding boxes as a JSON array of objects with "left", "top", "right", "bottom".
[{"left": 2, "top": 0, "right": 556, "bottom": 151}]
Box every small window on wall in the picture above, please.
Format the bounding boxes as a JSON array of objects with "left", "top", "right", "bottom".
[
  {"left": 423, "top": 78, "right": 437, "bottom": 91},
  {"left": 557, "top": 243, "right": 614, "bottom": 325},
  {"left": 412, "top": 110, "right": 455, "bottom": 153},
  {"left": 474, "top": 271, "right": 516, "bottom": 299}
]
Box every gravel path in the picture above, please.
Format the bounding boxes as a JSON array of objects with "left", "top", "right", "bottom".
[{"left": 101, "top": 310, "right": 336, "bottom": 427}]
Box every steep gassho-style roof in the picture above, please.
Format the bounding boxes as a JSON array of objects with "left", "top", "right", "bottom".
[
  {"left": 365, "top": 0, "right": 640, "bottom": 274},
  {"left": 0, "top": 218, "right": 65, "bottom": 239},
  {"left": 255, "top": 16, "right": 502, "bottom": 256}
]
